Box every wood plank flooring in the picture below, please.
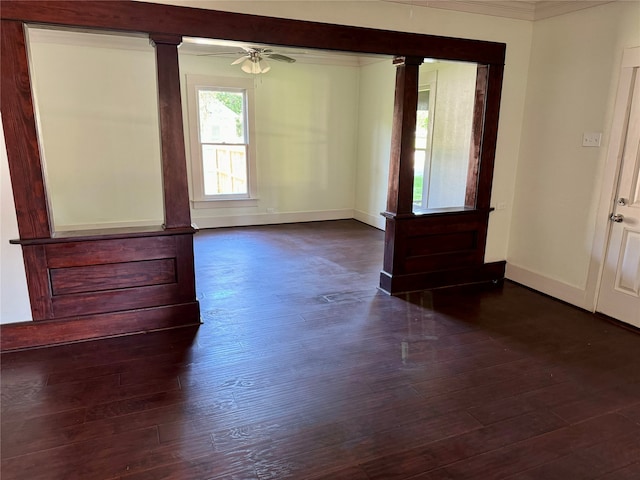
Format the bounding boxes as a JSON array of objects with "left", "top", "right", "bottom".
[{"left": 2, "top": 219, "right": 640, "bottom": 479}]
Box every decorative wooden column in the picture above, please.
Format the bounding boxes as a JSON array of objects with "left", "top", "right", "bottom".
[
  {"left": 385, "top": 56, "right": 424, "bottom": 217},
  {"left": 381, "top": 56, "right": 423, "bottom": 289},
  {"left": 1, "top": 20, "right": 52, "bottom": 240},
  {"left": 150, "top": 34, "right": 192, "bottom": 229},
  {"left": 1, "top": 26, "right": 200, "bottom": 350},
  {"left": 380, "top": 58, "right": 506, "bottom": 294}
]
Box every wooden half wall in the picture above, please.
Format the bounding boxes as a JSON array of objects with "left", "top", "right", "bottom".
[{"left": 1, "top": 1, "right": 506, "bottom": 350}]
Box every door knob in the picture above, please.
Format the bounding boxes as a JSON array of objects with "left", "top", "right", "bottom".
[{"left": 610, "top": 213, "right": 624, "bottom": 223}]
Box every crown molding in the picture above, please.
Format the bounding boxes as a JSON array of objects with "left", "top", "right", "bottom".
[
  {"left": 392, "top": 1, "right": 536, "bottom": 20},
  {"left": 533, "top": 1, "right": 612, "bottom": 20},
  {"left": 384, "top": 0, "right": 615, "bottom": 21}
]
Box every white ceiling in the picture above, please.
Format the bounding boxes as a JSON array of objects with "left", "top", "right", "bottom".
[{"left": 383, "top": 0, "right": 614, "bottom": 21}]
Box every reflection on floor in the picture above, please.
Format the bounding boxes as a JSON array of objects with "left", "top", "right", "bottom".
[{"left": 2, "top": 220, "right": 640, "bottom": 479}]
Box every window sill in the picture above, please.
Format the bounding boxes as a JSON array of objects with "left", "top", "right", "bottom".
[
  {"left": 412, "top": 205, "right": 473, "bottom": 215},
  {"left": 191, "top": 198, "right": 259, "bottom": 209}
]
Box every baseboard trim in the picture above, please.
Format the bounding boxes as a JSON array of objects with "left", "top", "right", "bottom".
[
  {"left": 380, "top": 261, "right": 506, "bottom": 294},
  {"left": 0, "top": 302, "right": 201, "bottom": 352},
  {"left": 54, "top": 219, "right": 161, "bottom": 231},
  {"left": 505, "top": 263, "right": 589, "bottom": 309},
  {"left": 192, "top": 209, "right": 354, "bottom": 229},
  {"left": 353, "top": 209, "right": 385, "bottom": 231}
]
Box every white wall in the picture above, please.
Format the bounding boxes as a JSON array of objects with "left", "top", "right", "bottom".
[
  {"left": 507, "top": 1, "right": 640, "bottom": 309},
  {"left": 0, "top": 121, "right": 33, "bottom": 324},
  {"left": 28, "top": 29, "right": 165, "bottom": 231},
  {"left": 354, "top": 59, "right": 396, "bottom": 229},
  {"left": 420, "top": 61, "right": 477, "bottom": 209},
  {"left": 178, "top": 54, "right": 360, "bottom": 228}
]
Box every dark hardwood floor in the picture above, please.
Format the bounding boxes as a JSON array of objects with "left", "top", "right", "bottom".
[{"left": 2, "top": 219, "right": 639, "bottom": 479}]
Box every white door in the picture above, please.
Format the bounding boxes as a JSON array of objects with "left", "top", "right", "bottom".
[{"left": 597, "top": 47, "right": 640, "bottom": 328}]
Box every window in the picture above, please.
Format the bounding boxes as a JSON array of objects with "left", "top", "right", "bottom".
[
  {"left": 413, "top": 71, "right": 437, "bottom": 211},
  {"left": 186, "top": 75, "right": 257, "bottom": 207}
]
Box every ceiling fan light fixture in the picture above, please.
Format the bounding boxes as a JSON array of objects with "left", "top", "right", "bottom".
[
  {"left": 240, "top": 57, "right": 270, "bottom": 74},
  {"left": 240, "top": 58, "right": 256, "bottom": 73},
  {"left": 258, "top": 59, "right": 271, "bottom": 73}
]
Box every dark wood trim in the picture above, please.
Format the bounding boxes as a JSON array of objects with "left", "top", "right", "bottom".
[
  {"left": 175, "top": 234, "right": 197, "bottom": 301},
  {"left": 475, "top": 63, "right": 504, "bottom": 210},
  {"left": 10, "top": 225, "right": 196, "bottom": 245},
  {"left": 382, "top": 216, "right": 402, "bottom": 275},
  {"left": 465, "top": 65, "right": 489, "bottom": 208},
  {"left": 380, "top": 260, "right": 505, "bottom": 294},
  {"left": 385, "top": 56, "right": 424, "bottom": 216},
  {"left": 43, "top": 236, "right": 177, "bottom": 269},
  {"left": 11, "top": 232, "right": 200, "bottom": 341},
  {"left": 1, "top": 1, "right": 506, "bottom": 65},
  {"left": 49, "top": 258, "right": 176, "bottom": 296},
  {"left": 0, "top": 302, "right": 201, "bottom": 351},
  {"left": 22, "top": 246, "right": 54, "bottom": 320},
  {"left": 0, "top": 20, "right": 51, "bottom": 239},
  {"left": 381, "top": 209, "right": 495, "bottom": 293},
  {"left": 50, "top": 284, "right": 183, "bottom": 318},
  {"left": 150, "top": 33, "right": 192, "bottom": 229}
]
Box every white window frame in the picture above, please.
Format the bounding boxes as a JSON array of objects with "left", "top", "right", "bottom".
[
  {"left": 186, "top": 74, "right": 258, "bottom": 208},
  {"left": 414, "top": 70, "right": 437, "bottom": 210}
]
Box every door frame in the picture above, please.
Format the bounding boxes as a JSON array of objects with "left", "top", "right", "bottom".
[{"left": 586, "top": 46, "right": 640, "bottom": 312}]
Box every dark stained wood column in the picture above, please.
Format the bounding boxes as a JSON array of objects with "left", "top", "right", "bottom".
[
  {"left": 380, "top": 57, "right": 506, "bottom": 294},
  {"left": 150, "top": 34, "right": 192, "bottom": 230},
  {"left": 384, "top": 56, "right": 424, "bottom": 217},
  {"left": 1, "top": 20, "right": 51, "bottom": 239},
  {"left": 465, "top": 65, "right": 488, "bottom": 208},
  {"left": 475, "top": 63, "right": 504, "bottom": 210},
  {"left": 381, "top": 56, "right": 423, "bottom": 283}
]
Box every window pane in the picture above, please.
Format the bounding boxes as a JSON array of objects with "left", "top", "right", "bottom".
[
  {"left": 202, "top": 145, "right": 248, "bottom": 196},
  {"left": 415, "top": 90, "right": 429, "bottom": 150},
  {"left": 413, "top": 150, "right": 426, "bottom": 203},
  {"left": 198, "top": 90, "right": 245, "bottom": 144}
]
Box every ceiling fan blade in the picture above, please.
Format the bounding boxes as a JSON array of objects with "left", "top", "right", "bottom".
[
  {"left": 196, "top": 50, "right": 245, "bottom": 57},
  {"left": 265, "top": 53, "right": 296, "bottom": 63},
  {"left": 231, "top": 56, "right": 248, "bottom": 65}
]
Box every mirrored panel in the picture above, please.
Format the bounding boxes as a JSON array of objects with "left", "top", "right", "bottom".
[{"left": 27, "top": 26, "right": 164, "bottom": 232}]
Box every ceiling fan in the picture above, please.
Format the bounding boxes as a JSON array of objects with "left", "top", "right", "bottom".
[{"left": 230, "top": 47, "right": 297, "bottom": 74}]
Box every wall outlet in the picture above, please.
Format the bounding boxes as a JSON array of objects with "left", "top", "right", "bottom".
[
  {"left": 582, "top": 132, "right": 602, "bottom": 147},
  {"left": 266, "top": 207, "right": 276, "bottom": 214},
  {"left": 496, "top": 202, "right": 507, "bottom": 210}
]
